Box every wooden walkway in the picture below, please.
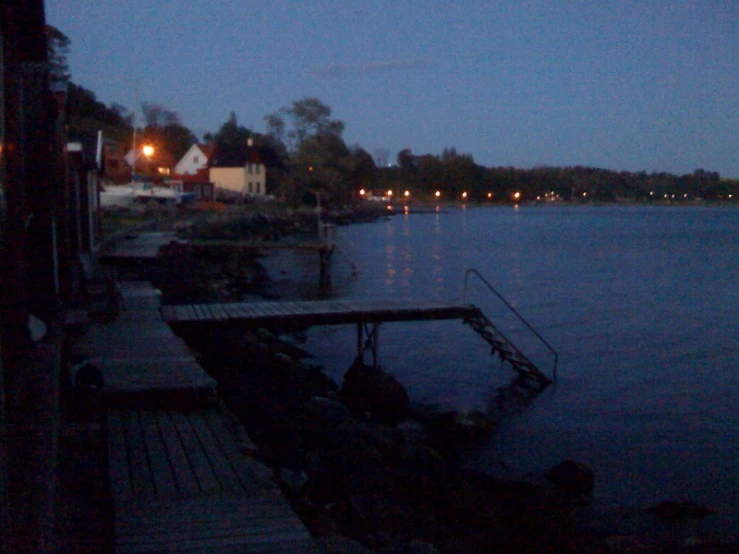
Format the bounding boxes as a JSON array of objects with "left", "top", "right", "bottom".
[
  {"left": 109, "top": 408, "right": 316, "bottom": 553},
  {"left": 161, "top": 298, "right": 481, "bottom": 327},
  {"left": 72, "top": 281, "right": 217, "bottom": 400},
  {"left": 71, "top": 281, "right": 319, "bottom": 553}
]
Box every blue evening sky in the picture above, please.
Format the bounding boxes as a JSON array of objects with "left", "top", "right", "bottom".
[{"left": 46, "top": 1, "right": 738, "bottom": 177}]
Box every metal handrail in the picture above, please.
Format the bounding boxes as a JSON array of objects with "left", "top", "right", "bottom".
[{"left": 463, "top": 268, "right": 558, "bottom": 382}]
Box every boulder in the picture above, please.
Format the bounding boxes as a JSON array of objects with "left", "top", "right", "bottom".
[
  {"left": 547, "top": 459, "right": 596, "bottom": 495},
  {"left": 304, "top": 396, "right": 353, "bottom": 426},
  {"left": 341, "top": 362, "right": 410, "bottom": 425}
]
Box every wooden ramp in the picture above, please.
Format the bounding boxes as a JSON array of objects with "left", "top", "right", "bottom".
[
  {"left": 109, "top": 408, "right": 318, "bottom": 553},
  {"left": 161, "top": 298, "right": 482, "bottom": 327}
]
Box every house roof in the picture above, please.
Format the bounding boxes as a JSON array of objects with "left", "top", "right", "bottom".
[
  {"left": 198, "top": 143, "right": 215, "bottom": 159},
  {"left": 209, "top": 144, "right": 265, "bottom": 168}
]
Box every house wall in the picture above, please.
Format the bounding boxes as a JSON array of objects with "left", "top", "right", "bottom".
[{"left": 209, "top": 165, "right": 267, "bottom": 197}]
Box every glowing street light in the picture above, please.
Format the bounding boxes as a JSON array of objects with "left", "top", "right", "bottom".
[
  {"left": 487, "top": 192, "right": 492, "bottom": 198},
  {"left": 359, "top": 188, "right": 366, "bottom": 196},
  {"left": 513, "top": 191, "right": 521, "bottom": 200},
  {"left": 387, "top": 189, "right": 393, "bottom": 197},
  {"left": 461, "top": 191, "right": 468, "bottom": 199},
  {"left": 404, "top": 190, "right": 410, "bottom": 197},
  {"left": 142, "top": 144, "right": 154, "bottom": 157},
  {"left": 435, "top": 190, "right": 441, "bottom": 198}
]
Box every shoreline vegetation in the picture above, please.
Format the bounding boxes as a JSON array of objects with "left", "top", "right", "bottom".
[{"left": 135, "top": 206, "right": 736, "bottom": 554}]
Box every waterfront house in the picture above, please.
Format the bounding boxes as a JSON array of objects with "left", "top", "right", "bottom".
[
  {"left": 209, "top": 139, "right": 268, "bottom": 200},
  {"left": 174, "top": 142, "right": 214, "bottom": 176}
]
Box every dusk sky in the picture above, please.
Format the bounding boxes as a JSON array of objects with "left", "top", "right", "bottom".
[{"left": 46, "top": 1, "right": 738, "bottom": 177}]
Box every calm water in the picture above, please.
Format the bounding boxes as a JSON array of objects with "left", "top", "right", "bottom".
[{"left": 264, "top": 205, "right": 739, "bottom": 539}]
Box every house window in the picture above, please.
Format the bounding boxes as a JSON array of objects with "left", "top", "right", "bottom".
[
  {"left": 247, "top": 164, "right": 252, "bottom": 174},
  {"left": 193, "top": 156, "right": 199, "bottom": 163},
  {"left": 256, "top": 182, "right": 261, "bottom": 194},
  {"left": 256, "top": 165, "right": 261, "bottom": 174},
  {"left": 248, "top": 182, "right": 253, "bottom": 193}
]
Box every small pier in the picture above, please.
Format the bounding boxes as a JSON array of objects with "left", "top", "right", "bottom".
[
  {"left": 161, "top": 298, "right": 554, "bottom": 388},
  {"left": 101, "top": 233, "right": 338, "bottom": 295},
  {"left": 71, "top": 281, "right": 319, "bottom": 553}
]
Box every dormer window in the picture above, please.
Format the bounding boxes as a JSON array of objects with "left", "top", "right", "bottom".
[{"left": 194, "top": 156, "right": 199, "bottom": 163}]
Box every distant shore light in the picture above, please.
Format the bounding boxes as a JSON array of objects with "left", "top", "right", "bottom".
[
  {"left": 513, "top": 191, "right": 521, "bottom": 200},
  {"left": 359, "top": 188, "right": 366, "bottom": 196},
  {"left": 404, "top": 190, "right": 410, "bottom": 197},
  {"left": 387, "top": 189, "right": 393, "bottom": 196},
  {"left": 435, "top": 190, "right": 441, "bottom": 198},
  {"left": 462, "top": 192, "right": 468, "bottom": 199}
]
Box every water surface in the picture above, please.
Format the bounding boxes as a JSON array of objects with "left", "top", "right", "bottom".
[{"left": 264, "top": 205, "right": 738, "bottom": 540}]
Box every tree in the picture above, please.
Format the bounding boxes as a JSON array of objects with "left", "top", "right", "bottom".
[
  {"left": 265, "top": 97, "right": 344, "bottom": 155},
  {"left": 46, "top": 25, "right": 70, "bottom": 87},
  {"left": 141, "top": 102, "right": 181, "bottom": 128},
  {"left": 211, "top": 112, "right": 251, "bottom": 163},
  {"left": 66, "top": 83, "right": 132, "bottom": 143}
]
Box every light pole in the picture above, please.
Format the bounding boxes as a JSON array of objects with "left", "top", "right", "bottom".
[{"left": 131, "top": 144, "right": 154, "bottom": 181}]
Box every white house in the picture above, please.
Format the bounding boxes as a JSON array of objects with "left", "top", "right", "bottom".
[{"left": 174, "top": 143, "right": 214, "bottom": 175}]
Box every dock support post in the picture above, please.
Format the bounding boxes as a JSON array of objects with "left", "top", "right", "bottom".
[{"left": 355, "top": 322, "right": 380, "bottom": 369}]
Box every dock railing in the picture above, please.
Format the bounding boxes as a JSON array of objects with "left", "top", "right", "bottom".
[{"left": 463, "top": 268, "right": 558, "bottom": 382}]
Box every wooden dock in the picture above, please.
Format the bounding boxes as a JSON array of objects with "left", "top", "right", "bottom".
[
  {"left": 71, "top": 281, "right": 319, "bottom": 553},
  {"left": 161, "top": 297, "right": 554, "bottom": 387},
  {"left": 161, "top": 298, "right": 481, "bottom": 327}
]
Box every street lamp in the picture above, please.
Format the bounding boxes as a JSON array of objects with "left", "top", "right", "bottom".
[{"left": 131, "top": 144, "right": 154, "bottom": 181}]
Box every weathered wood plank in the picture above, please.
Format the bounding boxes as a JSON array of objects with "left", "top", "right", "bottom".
[
  {"left": 187, "top": 412, "right": 244, "bottom": 493},
  {"left": 107, "top": 409, "right": 134, "bottom": 499},
  {"left": 169, "top": 410, "right": 221, "bottom": 493},
  {"left": 123, "top": 410, "right": 155, "bottom": 497},
  {"left": 202, "top": 411, "right": 275, "bottom": 495},
  {"left": 138, "top": 410, "right": 178, "bottom": 497},
  {"left": 154, "top": 411, "right": 200, "bottom": 495}
]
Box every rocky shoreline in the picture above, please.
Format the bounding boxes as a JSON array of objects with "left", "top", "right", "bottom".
[{"left": 152, "top": 210, "right": 734, "bottom": 554}]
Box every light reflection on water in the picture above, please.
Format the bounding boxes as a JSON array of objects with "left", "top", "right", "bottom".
[{"left": 276, "top": 205, "right": 738, "bottom": 541}]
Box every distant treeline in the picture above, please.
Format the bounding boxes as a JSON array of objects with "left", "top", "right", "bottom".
[{"left": 376, "top": 149, "right": 737, "bottom": 203}]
